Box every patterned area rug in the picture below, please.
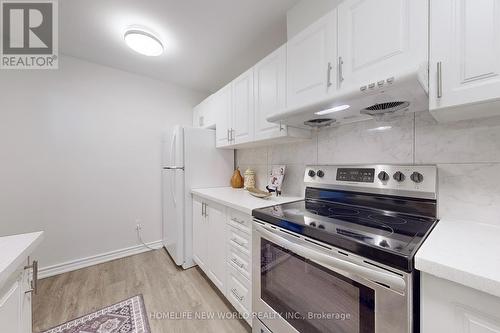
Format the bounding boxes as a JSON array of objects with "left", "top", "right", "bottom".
[{"left": 41, "top": 295, "right": 151, "bottom": 333}]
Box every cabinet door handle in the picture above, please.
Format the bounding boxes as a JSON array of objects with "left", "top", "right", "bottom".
[
  {"left": 437, "top": 61, "right": 443, "bottom": 98},
  {"left": 231, "top": 288, "right": 244, "bottom": 302},
  {"left": 227, "top": 129, "right": 230, "bottom": 142},
  {"left": 24, "top": 259, "right": 38, "bottom": 295},
  {"left": 338, "top": 57, "right": 344, "bottom": 84},
  {"left": 231, "top": 129, "right": 235, "bottom": 142},
  {"left": 327, "top": 62, "right": 333, "bottom": 87}
]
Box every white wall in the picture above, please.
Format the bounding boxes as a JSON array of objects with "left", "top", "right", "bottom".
[
  {"left": 0, "top": 56, "right": 205, "bottom": 269},
  {"left": 287, "top": 0, "right": 342, "bottom": 39}
]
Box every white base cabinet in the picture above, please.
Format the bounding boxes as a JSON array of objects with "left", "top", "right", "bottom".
[
  {"left": 192, "top": 197, "right": 226, "bottom": 294},
  {"left": 0, "top": 259, "right": 36, "bottom": 333},
  {"left": 421, "top": 273, "right": 500, "bottom": 333},
  {"left": 192, "top": 195, "right": 253, "bottom": 326}
]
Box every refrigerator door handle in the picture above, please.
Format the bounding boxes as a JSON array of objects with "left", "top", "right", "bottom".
[
  {"left": 170, "top": 131, "right": 177, "bottom": 207},
  {"left": 163, "top": 166, "right": 185, "bottom": 170}
]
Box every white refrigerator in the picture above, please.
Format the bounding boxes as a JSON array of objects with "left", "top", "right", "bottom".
[{"left": 162, "top": 125, "right": 234, "bottom": 269}]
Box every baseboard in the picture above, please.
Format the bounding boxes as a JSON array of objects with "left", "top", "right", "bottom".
[{"left": 39, "top": 240, "right": 164, "bottom": 279}]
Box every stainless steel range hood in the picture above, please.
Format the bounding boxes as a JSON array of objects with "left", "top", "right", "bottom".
[{"left": 267, "top": 68, "right": 429, "bottom": 129}]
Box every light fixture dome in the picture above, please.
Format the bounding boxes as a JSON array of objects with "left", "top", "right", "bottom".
[{"left": 124, "top": 29, "right": 163, "bottom": 56}]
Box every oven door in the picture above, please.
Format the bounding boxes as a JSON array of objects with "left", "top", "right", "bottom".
[{"left": 252, "top": 221, "right": 413, "bottom": 333}]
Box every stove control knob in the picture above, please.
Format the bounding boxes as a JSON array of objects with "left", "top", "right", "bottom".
[
  {"left": 310, "top": 222, "right": 317, "bottom": 227},
  {"left": 410, "top": 172, "right": 424, "bottom": 183},
  {"left": 318, "top": 224, "right": 325, "bottom": 230},
  {"left": 308, "top": 170, "right": 316, "bottom": 177},
  {"left": 317, "top": 170, "right": 325, "bottom": 178},
  {"left": 378, "top": 171, "right": 390, "bottom": 182},
  {"left": 393, "top": 171, "right": 406, "bottom": 182}
]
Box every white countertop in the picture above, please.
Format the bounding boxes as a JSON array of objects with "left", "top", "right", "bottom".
[
  {"left": 0, "top": 232, "right": 44, "bottom": 289},
  {"left": 415, "top": 219, "right": 500, "bottom": 298},
  {"left": 191, "top": 187, "right": 302, "bottom": 215}
]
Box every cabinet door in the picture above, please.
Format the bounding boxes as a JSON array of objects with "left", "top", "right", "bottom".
[
  {"left": 214, "top": 83, "right": 233, "bottom": 148},
  {"left": 254, "top": 45, "right": 287, "bottom": 140},
  {"left": 0, "top": 280, "right": 22, "bottom": 333},
  {"left": 232, "top": 68, "right": 254, "bottom": 144},
  {"left": 192, "top": 198, "right": 208, "bottom": 271},
  {"left": 430, "top": 0, "right": 500, "bottom": 119},
  {"left": 206, "top": 202, "right": 227, "bottom": 294},
  {"left": 20, "top": 269, "right": 32, "bottom": 333},
  {"left": 286, "top": 10, "right": 337, "bottom": 109},
  {"left": 338, "top": 0, "right": 428, "bottom": 90}
]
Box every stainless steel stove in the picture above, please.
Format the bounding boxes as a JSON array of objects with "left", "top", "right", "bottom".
[{"left": 252, "top": 165, "right": 438, "bottom": 333}]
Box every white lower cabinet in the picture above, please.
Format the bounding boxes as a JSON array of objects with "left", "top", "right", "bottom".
[
  {"left": 421, "top": 273, "right": 500, "bottom": 333},
  {"left": 0, "top": 259, "right": 36, "bottom": 333},
  {"left": 192, "top": 197, "right": 226, "bottom": 294},
  {"left": 192, "top": 196, "right": 253, "bottom": 326}
]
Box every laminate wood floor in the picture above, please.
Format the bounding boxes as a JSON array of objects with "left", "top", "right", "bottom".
[{"left": 33, "top": 249, "right": 251, "bottom": 333}]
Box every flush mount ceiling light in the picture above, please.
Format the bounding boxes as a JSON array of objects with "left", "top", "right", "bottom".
[
  {"left": 124, "top": 29, "right": 164, "bottom": 56},
  {"left": 315, "top": 104, "right": 350, "bottom": 115}
]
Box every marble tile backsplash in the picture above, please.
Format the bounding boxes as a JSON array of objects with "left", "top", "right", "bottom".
[{"left": 236, "top": 111, "right": 500, "bottom": 225}]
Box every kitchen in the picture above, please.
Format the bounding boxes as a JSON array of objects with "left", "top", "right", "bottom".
[{"left": 1, "top": 0, "right": 500, "bottom": 332}]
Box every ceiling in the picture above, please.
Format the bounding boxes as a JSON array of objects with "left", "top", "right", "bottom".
[{"left": 59, "top": 0, "right": 299, "bottom": 94}]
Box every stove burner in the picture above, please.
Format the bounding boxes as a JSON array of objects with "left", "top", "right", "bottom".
[
  {"left": 328, "top": 207, "right": 360, "bottom": 216},
  {"left": 368, "top": 214, "right": 407, "bottom": 225}
]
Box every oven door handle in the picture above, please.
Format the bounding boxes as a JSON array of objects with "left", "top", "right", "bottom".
[{"left": 256, "top": 225, "right": 406, "bottom": 293}]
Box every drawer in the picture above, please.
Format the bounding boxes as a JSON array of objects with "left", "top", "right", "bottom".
[
  {"left": 227, "top": 225, "right": 251, "bottom": 255},
  {"left": 228, "top": 209, "right": 252, "bottom": 235},
  {"left": 227, "top": 264, "right": 252, "bottom": 317},
  {"left": 227, "top": 243, "right": 251, "bottom": 279}
]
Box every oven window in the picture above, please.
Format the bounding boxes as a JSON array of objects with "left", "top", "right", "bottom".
[{"left": 261, "top": 239, "right": 375, "bottom": 333}]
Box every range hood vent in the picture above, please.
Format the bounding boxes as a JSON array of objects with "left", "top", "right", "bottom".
[
  {"left": 360, "top": 101, "right": 410, "bottom": 116},
  {"left": 266, "top": 68, "right": 429, "bottom": 130}
]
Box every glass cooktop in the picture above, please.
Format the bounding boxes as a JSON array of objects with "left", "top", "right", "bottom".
[{"left": 253, "top": 199, "right": 438, "bottom": 272}]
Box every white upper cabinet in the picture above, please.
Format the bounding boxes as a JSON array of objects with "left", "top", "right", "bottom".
[
  {"left": 337, "top": 0, "right": 428, "bottom": 90},
  {"left": 254, "top": 45, "right": 287, "bottom": 140},
  {"left": 214, "top": 83, "right": 233, "bottom": 148},
  {"left": 232, "top": 68, "right": 255, "bottom": 144},
  {"left": 287, "top": 10, "right": 337, "bottom": 109},
  {"left": 193, "top": 95, "right": 216, "bottom": 129},
  {"left": 429, "top": 0, "right": 500, "bottom": 122}
]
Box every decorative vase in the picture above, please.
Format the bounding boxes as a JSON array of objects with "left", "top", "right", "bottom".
[
  {"left": 230, "top": 168, "right": 244, "bottom": 188},
  {"left": 244, "top": 168, "right": 256, "bottom": 189}
]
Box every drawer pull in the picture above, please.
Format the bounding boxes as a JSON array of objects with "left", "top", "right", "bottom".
[
  {"left": 231, "top": 238, "right": 247, "bottom": 248},
  {"left": 231, "top": 218, "right": 245, "bottom": 225},
  {"left": 231, "top": 257, "right": 245, "bottom": 269},
  {"left": 231, "top": 288, "right": 244, "bottom": 302}
]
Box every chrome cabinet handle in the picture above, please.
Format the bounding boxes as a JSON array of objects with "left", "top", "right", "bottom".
[
  {"left": 231, "top": 129, "right": 235, "bottom": 142},
  {"left": 231, "top": 288, "right": 244, "bottom": 301},
  {"left": 338, "top": 56, "right": 344, "bottom": 84},
  {"left": 327, "top": 62, "right": 333, "bottom": 87},
  {"left": 231, "top": 218, "right": 245, "bottom": 225},
  {"left": 437, "top": 62, "right": 443, "bottom": 98},
  {"left": 24, "top": 259, "right": 38, "bottom": 295},
  {"left": 279, "top": 121, "right": 284, "bottom": 132},
  {"left": 231, "top": 257, "right": 245, "bottom": 268},
  {"left": 231, "top": 238, "right": 247, "bottom": 248}
]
